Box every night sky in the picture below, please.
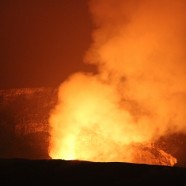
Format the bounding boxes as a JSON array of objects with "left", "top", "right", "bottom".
[{"left": 0, "top": 0, "right": 95, "bottom": 89}]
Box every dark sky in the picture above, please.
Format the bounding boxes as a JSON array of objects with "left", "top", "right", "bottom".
[{"left": 0, "top": 0, "right": 95, "bottom": 89}]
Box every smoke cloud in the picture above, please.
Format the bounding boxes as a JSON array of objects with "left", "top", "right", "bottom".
[{"left": 49, "top": 0, "right": 186, "bottom": 164}]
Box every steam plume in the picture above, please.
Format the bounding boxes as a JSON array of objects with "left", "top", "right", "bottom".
[
  {"left": 49, "top": 0, "right": 186, "bottom": 164},
  {"left": 85, "top": 0, "right": 186, "bottom": 136}
]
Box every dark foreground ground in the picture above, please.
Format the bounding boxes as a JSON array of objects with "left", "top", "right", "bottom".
[{"left": 0, "top": 159, "right": 186, "bottom": 185}]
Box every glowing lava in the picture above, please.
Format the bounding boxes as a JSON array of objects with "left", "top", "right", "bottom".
[{"left": 49, "top": 0, "right": 186, "bottom": 166}]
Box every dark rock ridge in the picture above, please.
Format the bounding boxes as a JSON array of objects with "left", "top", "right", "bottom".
[{"left": 0, "top": 159, "right": 186, "bottom": 185}]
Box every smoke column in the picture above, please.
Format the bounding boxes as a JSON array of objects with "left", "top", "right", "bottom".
[{"left": 49, "top": 0, "right": 186, "bottom": 164}]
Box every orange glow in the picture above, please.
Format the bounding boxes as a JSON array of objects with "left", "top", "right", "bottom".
[
  {"left": 49, "top": 73, "right": 177, "bottom": 166},
  {"left": 49, "top": 0, "right": 186, "bottom": 166}
]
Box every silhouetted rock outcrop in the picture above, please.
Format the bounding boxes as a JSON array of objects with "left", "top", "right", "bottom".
[{"left": 0, "top": 159, "right": 186, "bottom": 185}]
